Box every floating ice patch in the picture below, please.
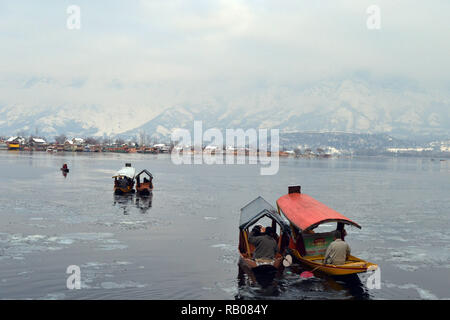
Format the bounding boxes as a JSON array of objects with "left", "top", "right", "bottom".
[
  {"left": 59, "top": 233, "right": 115, "bottom": 241},
  {"left": 97, "top": 244, "right": 128, "bottom": 251},
  {"left": 0, "top": 233, "right": 65, "bottom": 260},
  {"left": 211, "top": 244, "right": 234, "bottom": 251},
  {"left": 56, "top": 239, "right": 75, "bottom": 245},
  {"left": 385, "top": 282, "right": 438, "bottom": 300},
  {"left": 29, "top": 224, "right": 50, "bottom": 229},
  {"left": 42, "top": 293, "right": 66, "bottom": 300},
  {"left": 395, "top": 264, "right": 419, "bottom": 272},
  {"left": 0, "top": 232, "right": 126, "bottom": 260},
  {"left": 384, "top": 235, "right": 409, "bottom": 242},
  {"left": 21, "top": 235, "right": 46, "bottom": 242},
  {"left": 118, "top": 220, "right": 152, "bottom": 230},
  {"left": 100, "top": 281, "right": 147, "bottom": 289},
  {"left": 81, "top": 262, "right": 108, "bottom": 269}
]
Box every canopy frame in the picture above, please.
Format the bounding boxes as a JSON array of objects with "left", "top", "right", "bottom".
[
  {"left": 240, "top": 196, "right": 290, "bottom": 233},
  {"left": 112, "top": 166, "right": 136, "bottom": 179},
  {"left": 135, "top": 169, "right": 153, "bottom": 179}
]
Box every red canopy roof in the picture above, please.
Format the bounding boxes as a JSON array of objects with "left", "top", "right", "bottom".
[{"left": 276, "top": 193, "right": 361, "bottom": 231}]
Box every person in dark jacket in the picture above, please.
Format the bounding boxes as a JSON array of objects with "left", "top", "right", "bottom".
[{"left": 248, "top": 225, "right": 278, "bottom": 260}]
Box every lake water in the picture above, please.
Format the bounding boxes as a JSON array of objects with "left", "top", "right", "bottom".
[{"left": 0, "top": 151, "right": 449, "bottom": 300}]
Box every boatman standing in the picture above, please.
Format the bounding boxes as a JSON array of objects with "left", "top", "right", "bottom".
[
  {"left": 248, "top": 225, "right": 278, "bottom": 260},
  {"left": 323, "top": 230, "right": 351, "bottom": 265}
]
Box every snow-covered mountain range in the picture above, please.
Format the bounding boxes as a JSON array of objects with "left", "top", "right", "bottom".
[{"left": 1, "top": 78, "right": 449, "bottom": 140}]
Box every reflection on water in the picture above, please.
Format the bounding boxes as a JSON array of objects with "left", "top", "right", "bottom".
[
  {"left": 236, "top": 264, "right": 370, "bottom": 300},
  {"left": 136, "top": 193, "right": 153, "bottom": 214},
  {"left": 113, "top": 193, "right": 153, "bottom": 215}
]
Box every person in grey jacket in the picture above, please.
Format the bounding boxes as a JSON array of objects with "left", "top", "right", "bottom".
[
  {"left": 323, "top": 231, "right": 351, "bottom": 265},
  {"left": 248, "top": 225, "right": 278, "bottom": 260}
]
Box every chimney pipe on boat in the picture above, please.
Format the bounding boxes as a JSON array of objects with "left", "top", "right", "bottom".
[{"left": 288, "top": 185, "right": 301, "bottom": 194}]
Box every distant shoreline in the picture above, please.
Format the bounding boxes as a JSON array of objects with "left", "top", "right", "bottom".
[{"left": 0, "top": 149, "right": 448, "bottom": 160}]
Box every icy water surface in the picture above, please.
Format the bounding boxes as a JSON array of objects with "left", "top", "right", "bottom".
[{"left": 0, "top": 152, "right": 449, "bottom": 299}]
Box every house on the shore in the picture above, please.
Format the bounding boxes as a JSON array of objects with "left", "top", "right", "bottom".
[
  {"left": 153, "top": 143, "right": 170, "bottom": 153},
  {"left": 30, "top": 138, "right": 47, "bottom": 151},
  {"left": 64, "top": 139, "right": 75, "bottom": 151},
  {"left": 63, "top": 138, "right": 85, "bottom": 151}
]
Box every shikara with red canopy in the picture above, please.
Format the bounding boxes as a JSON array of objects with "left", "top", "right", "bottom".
[{"left": 276, "top": 186, "right": 377, "bottom": 276}]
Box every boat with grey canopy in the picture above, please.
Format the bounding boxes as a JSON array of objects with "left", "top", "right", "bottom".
[{"left": 238, "top": 196, "right": 293, "bottom": 279}]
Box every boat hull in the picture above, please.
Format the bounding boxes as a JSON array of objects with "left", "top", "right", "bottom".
[
  {"left": 7, "top": 143, "right": 20, "bottom": 150},
  {"left": 114, "top": 186, "right": 135, "bottom": 195},
  {"left": 136, "top": 182, "right": 153, "bottom": 195},
  {"left": 289, "top": 249, "right": 378, "bottom": 276},
  {"left": 238, "top": 254, "right": 284, "bottom": 277},
  {"left": 238, "top": 255, "right": 284, "bottom": 286}
]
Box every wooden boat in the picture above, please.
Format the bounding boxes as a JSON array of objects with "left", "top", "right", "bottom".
[
  {"left": 137, "top": 147, "right": 157, "bottom": 154},
  {"left": 112, "top": 163, "right": 136, "bottom": 195},
  {"left": 7, "top": 143, "right": 20, "bottom": 150},
  {"left": 276, "top": 186, "right": 378, "bottom": 276},
  {"left": 238, "top": 196, "right": 292, "bottom": 280},
  {"left": 135, "top": 169, "right": 154, "bottom": 195}
]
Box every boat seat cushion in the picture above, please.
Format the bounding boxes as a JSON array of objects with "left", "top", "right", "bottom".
[{"left": 302, "top": 231, "right": 337, "bottom": 257}]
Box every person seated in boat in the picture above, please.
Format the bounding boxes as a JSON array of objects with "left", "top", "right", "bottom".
[
  {"left": 252, "top": 225, "right": 262, "bottom": 236},
  {"left": 126, "top": 177, "right": 134, "bottom": 187},
  {"left": 266, "top": 226, "right": 279, "bottom": 242},
  {"left": 341, "top": 228, "right": 347, "bottom": 240},
  {"left": 248, "top": 225, "right": 278, "bottom": 260},
  {"left": 323, "top": 231, "right": 351, "bottom": 265}
]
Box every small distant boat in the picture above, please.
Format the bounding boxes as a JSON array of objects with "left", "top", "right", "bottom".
[
  {"left": 113, "top": 163, "right": 136, "bottom": 195},
  {"left": 135, "top": 169, "right": 154, "bottom": 195},
  {"left": 60, "top": 164, "right": 69, "bottom": 173},
  {"left": 7, "top": 143, "right": 20, "bottom": 150},
  {"left": 238, "top": 196, "right": 292, "bottom": 280},
  {"left": 137, "top": 147, "right": 157, "bottom": 154},
  {"left": 277, "top": 186, "right": 378, "bottom": 276}
]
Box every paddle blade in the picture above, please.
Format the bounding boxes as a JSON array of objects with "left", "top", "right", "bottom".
[{"left": 283, "top": 254, "right": 293, "bottom": 267}]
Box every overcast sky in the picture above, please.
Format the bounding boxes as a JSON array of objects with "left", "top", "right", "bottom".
[{"left": 1, "top": 0, "right": 449, "bottom": 111}]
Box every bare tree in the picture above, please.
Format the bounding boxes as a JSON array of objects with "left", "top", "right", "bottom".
[
  {"left": 115, "top": 138, "right": 125, "bottom": 146},
  {"left": 16, "top": 130, "right": 28, "bottom": 138},
  {"left": 139, "top": 130, "right": 147, "bottom": 146},
  {"left": 84, "top": 136, "right": 99, "bottom": 145},
  {"left": 54, "top": 134, "right": 67, "bottom": 144}
]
